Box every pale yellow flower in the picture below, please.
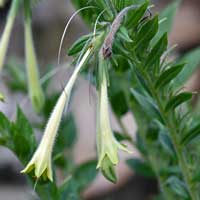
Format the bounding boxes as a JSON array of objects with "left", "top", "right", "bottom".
[
  {"left": 21, "top": 48, "right": 92, "bottom": 181},
  {"left": 96, "top": 59, "right": 131, "bottom": 182},
  {"left": 0, "top": 0, "right": 20, "bottom": 70}
]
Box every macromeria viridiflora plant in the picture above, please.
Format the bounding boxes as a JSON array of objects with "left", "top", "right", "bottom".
[{"left": 1, "top": 0, "right": 200, "bottom": 199}]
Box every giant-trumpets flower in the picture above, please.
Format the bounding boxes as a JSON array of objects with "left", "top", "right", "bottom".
[
  {"left": 0, "top": 0, "right": 20, "bottom": 70},
  {"left": 96, "top": 58, "right": 131, "bottom": 183},
  {"left": 24, "top": 1, "right": 45, "bottom": 112},
  {"left": 21, "top": 47, "right": 92, "bottom": 181}
]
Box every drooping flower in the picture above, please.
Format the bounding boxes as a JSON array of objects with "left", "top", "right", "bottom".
[
  {"left": 0, "top": 0, "right": 6, "bottom": 8},
  {"left": 24, "top": 2, "right": 45, "bottom": 113},
  {"left": 96, "top": 58, "right": 131, "bottom": 183},
  {"left": 0, "top": 0, "right": 20, "bottom": 70},
  {"left": 21, "top": 47, "right": 93, "bottom": 181}
]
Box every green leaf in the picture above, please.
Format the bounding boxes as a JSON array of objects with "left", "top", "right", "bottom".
[
  {"left": 125, "top": 1, "right": 149, "bottom": 29},
  {"left": 55, "top": 114, "right": 77, "bottom": 153},
  {"left": 5, "top": 59, "right": 27, "bottom": 93},
  {"left": 135, "top": 15, "right": 159, "bottom": 51},
  {"left": 100, "top": 155, "right": 117, "bottom": 183},
  {"left": 117, "top": 26, "right": 132, "bottom": 43},
  {"left": 166, "top": 176, "right": 189, "bottom": 198},
  {"left": 181, "top": 124, "right": 200, "bottom": 145},
  {"left": 59, "top": 177, "right": 80, "bottom": 200},
  {"left": 145, "top": 33, "right": 168, "bottom": 70},
  {"left": 127, "top": 158, "right": 155, "bottom": 178},
  {"left": 165, "top": 92, "right": 193, "bottom": 112},
  {"left": 68, "top": 34, "right": 92, "bottom": 56},
  {"left": 131, "top": 89, "right": 163, "bottom": 122},
  {"left": 71, "top": 0, "right": 113, "bottom": 26},
  {"left": 174, "top": 47, "right": 200, "bottom": 88},
  {"left": 159, "top": 129, "right": 176, "bottom": 156},
  {"left": 109, "top": 74, "right": 129, "bottom": 117},
  {"left": 151, "top": 0, "right": 180, "bottom": 46},
  {"left": 0, "top": 92, "right": 5, "bottom": 102},
  {"left": 59, "top": 160, "right": 97, "bottom": 199},
  {"left": 155, "top": 64, "right": 185, "bottom": 89},
  {"left": 12, "top": 107, "right": 36, "bottom": 163},
  {"left": 0, "top": 112, "right": 11, "bottom": 146},
  {"left": 159, "top": 166, "right": 181, "bottom": 177},
  {"left": 114, "top": 131, "right": 132, "bottom": 142},
  {"left": 131, "top": 64, "right": 152, "bottom": 95},
  {"left": 110, "top": 90, "right": 129, "bottom": 117},
  {"left": 112, "top": 54, "right": 131, "bottom": 72},
  {"left": 73, "top": 160, "right": 97, "bottom": 191}
]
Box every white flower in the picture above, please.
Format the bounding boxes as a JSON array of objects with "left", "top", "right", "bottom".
[
  {"left": 21, "top": 47, "right": 92, "bottom": 181},
  {"left": 96, "top": 59, "right": 131, "bottom": 182},
  {"left": 24, "top": 12, "right": 45, "bottom": 113},
  {"left": 0, "top": 0, "right": 20, "bottom": 70}
]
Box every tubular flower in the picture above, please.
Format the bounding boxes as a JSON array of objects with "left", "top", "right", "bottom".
[
  {"left": 24, "top": 2, "right": 45, "bottom": 112},
  {"left": 0, "top": 0, "right": 20, "bottom": 70},
  {"left": 21, "top": 47, "right": 93, "bottom": 181},
  {"left": 0, "top": 0, "right": 6, "bottom": 7},
  {"left": 96, "top": 58, "right": 131, "bottom": 183}
]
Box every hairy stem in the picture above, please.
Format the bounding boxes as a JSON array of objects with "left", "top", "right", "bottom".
[{"left": 143, "top": 71, "right": 198, "bottom": 200}]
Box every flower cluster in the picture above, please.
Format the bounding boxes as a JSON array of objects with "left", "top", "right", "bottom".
[{"left": 0, "top": 2, "right": 132, "bottom": 183}]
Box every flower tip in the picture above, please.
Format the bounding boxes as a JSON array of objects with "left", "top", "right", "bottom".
[
  {"left": 30, "top": 88, "right": 45, "bottom": 113},
  {"left": 100, "top": 155, "right": 117, "bottom": 183}
]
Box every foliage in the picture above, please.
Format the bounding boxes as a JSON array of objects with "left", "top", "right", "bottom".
[{"left": 0, "top": 0, "right": 200, "bottom": 199}]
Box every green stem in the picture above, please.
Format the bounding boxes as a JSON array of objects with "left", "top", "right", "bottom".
[
  {"left": 0, "top": 0, "right": 20, "bottom": 70},
  {"left": 129, "top": 100, "right": 170, "bottom": 199},
  {"left": 144, "top": 72, "right": 198, "bottom": 200}
]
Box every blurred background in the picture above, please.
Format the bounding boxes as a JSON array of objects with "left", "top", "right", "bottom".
[{"left": 0, "top": 0, "right": 200, "bottom": 199}]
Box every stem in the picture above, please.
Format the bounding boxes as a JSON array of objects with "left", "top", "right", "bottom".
[
  {"left": 144, "top": 72, "right": 198, "bottom": 200},
  {"left": 129, "top": 100, "right": 171, "bottom": 200},
  {"left": 0, "top": 0, "right": 20, "bottom": 70}
]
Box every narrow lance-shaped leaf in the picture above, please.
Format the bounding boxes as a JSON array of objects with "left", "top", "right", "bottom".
[
  {"left": 125, "top": 1, "right": 149, "bottom": 29},
  {"left": 181, "top": 124, "right": 200, "bottom": 145},
  {"left": 117, "top": 26, "right": 133, "bottom": 43},
  {"left": 131, "top": 89, "right": 163, "bottom": 123},
  {"left": 68, "top": 33, "right": 92, "bottom": 56},
  {"left": 155, "top": 63, "right": 185, "bottom": 89},
  {"left": 165, "top": 92, "right": 193, "bottom": 112},
  {"left": 144, "top": 33, "right": 168, "bottom": 70},
  {"left": 151, "top": 0, "right": 180, "bottom": 46},
  {"left": 166, "top": 176, "right": 189, "bottom": 199},
  {"left": 135, "top": 15, "right": 159, "bottom": 51},
  {"left": 174, "top": 47, "right": 200, "bottom": 88}
]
